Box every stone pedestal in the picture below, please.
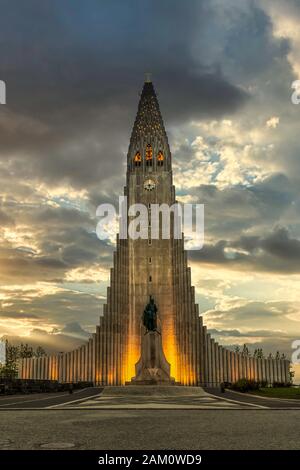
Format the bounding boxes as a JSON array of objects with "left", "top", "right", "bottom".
[{"left": 129, "top": 328, "right": 175, "bottom": 385}]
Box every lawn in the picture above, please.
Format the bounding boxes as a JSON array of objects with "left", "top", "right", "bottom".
[{"left": 250, "top": 387, "right": 300, "bottom": 399}]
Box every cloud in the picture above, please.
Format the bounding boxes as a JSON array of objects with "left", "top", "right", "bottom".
[
  {"left": 2, "top": 321, "right": 91, "bottom": 354},
  {"left": 0, "top": 0, "right": 300, "bottom": 358},
  {"left": 190, "top": 227, "right": 300, "bottom": 274}
]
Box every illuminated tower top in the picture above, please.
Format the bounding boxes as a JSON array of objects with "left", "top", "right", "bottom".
[{"left": 127, "top": 79, "right": 172, "bottom": 173}]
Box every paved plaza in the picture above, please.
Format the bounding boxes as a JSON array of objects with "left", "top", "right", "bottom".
[
  {"left": 0, "top": 408, "right": 299, "bottom": 450},
  {"left": 0, "top": 387, "right": 299, "bottom": 450}
]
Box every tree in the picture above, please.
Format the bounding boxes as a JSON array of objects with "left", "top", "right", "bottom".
[
  {"left": 0, "top": 341, "right": 18, "bottom": 379},
  {"left": 254, "top": 348, "right": 264, "bottom": 359},
  {"left": 234, "top": 346, "right": 240, "bottom": 353},
  {"left": 0, "top": 341, "right": 48, "bottom": 379},
  {"left": 35, "top": 346, "right": 46, "bottom": 357},
  {"left": 242, "top": 344, "right": 250, "bottom": 357},
  {"left": 19, "top": 343, "right": 34, "bottom": 358}
]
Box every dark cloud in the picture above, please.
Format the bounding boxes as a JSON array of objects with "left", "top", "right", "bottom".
[
  {"left": 190, "top": 226, "right": 300, "bottom": 273},
  {"left": 208, "top": 328, "right": 290, "bottom": 338},
  {"left": 0, "top": 311, "right": 39, "bottom": 319},
  {"left": 61, "top": 321, "right": 91, "bottom": 339},
  {"left": 0, "top": 289, "right": 104, "bottom": 328},
  {"left": 0, "top": 203, "right": 113, "bottom": 284},
  {"left": 0, "top": 0, "right": 248, "bottom": 189},
  {"left": 183, "top": 173, "right": 297, "bottom": 237}
]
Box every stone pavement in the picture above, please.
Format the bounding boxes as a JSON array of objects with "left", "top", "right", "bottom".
[{"left": 49, "top": 386, "right": 265, "bottom": 409}]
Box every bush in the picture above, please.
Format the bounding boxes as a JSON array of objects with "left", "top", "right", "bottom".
[
  {"left": 273, "top": 381, "right": 291, "bottom": 388},
  {"left": 230, "top": 378, "right": 260, "bottom": 393}
]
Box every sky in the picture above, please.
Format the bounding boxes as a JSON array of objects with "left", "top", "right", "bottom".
[{"left": 0, "top": 0, "right": 300, "bottom": 380}]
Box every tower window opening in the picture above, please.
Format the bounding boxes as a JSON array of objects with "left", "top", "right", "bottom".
[
  {"left": 157, "top": 151, "right": 164, "bottom": 167},
  {"left": 148, "top": 238, "right": 152, "bottom": 246},
  {"left": 149, "top": 257, "right": 152, "bottom": 263},
  {"left": 146, "top": 144, "right": 153, "bottom": 166},
  {"left": 149, "top": 275, "right": 152, "bottom": 282},
  {"left": 134, "top": 151, "right": 142, "bottom": 167}
]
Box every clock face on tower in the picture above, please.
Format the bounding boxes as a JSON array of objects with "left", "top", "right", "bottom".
[{"left": 143, "top": 178, "right": 156, "bottom": 191}]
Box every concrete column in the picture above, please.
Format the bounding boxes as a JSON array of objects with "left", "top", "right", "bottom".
[
  {"left": 30, "top": 357, "right": 33, "bottom": 380},
  {"left": 66, "top": 352, "right": 70, "bottom": 382},
  {"left": 102, "top": 307, "right": 108, "bottom": 385},
  {"left": 274, "top": 359, "right": 279, "bottom": 383},
  {"left": 73, "top": 349, "right": 77, "bottom": 383},
  {"left": 269, "top": 358, "right": 273, "bottom": 384},
  {"left": 61, "top": 354, "right": 65, "bottom": 382},
  {"left": 218, "top": 346, "right": 223, "bottom": 383},
  {"left": 206, "top": 334, "right": 211, "bottom": 386},
  {"left": 92, "top": 334, "right": 96, "bottom": 384},
  {"left": 36, "top": 358, "right": 40, "bottom": 379},
  {"left": 27, "top": 358, "right": 31, "bottom": 379},
  {"left": 99, "top": 319, "right": 104, "bottom": 385},
  {"left": 43, "top": 356, "right": 46, "bottom": 380},
  {"left": 285, "top": 360, "right": 290, "bottom": 383},
  {"left": 78, "top": 346, "right": 82, "bottom": 382},
  {"left": 225, "top": 350, "right": 230, "bottom": 383},
  {"left": 231, "top": 350, "right": 235, "bottom": 382},
  {"left": 278, "top": 359, "right": 282, "bottom": 382},
  {"left": 50, "top": 356, "right": 54, "bottom": 380},
  {"left": 203, "top": 326, "right": 208, "bottom": 386},
  {"left": 84, "top": 343, "right": 88, "bottom": 381},
  {"left": 40, "top": 357, "right": 44, "bottom": 380},
  {"left": 197, "top": 314, "right": 204, "bottom": 385},
  {"left": 25, "top": 359, "right": 28, "bottom": 379},
  {"left": 32, "top": 358, "right": 36, "bottom": 379},
  {"left": 256, "top": 358, "right": 261, "bottom": 382},
  {"left": 29, "top": 358, "right": 32, "bottom": 379},
  {"left": 215, "top": 342, "right": 220, "bottom": 385},
  {"left": 57, "top": 354, "right": 62, "bottom": 382},
  {"left": 222, "top": 348, "right": 227, "bottom": 382},
  {"left": 95, "top": 326, "right": 100, "bottom": 385},
  {"left": 237, "top": 354, "right": 242, "bottom": 380}
]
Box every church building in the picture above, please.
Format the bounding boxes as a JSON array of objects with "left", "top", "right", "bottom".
[{"left": 18, "top": 79, "right": 290, "bottom": 386}]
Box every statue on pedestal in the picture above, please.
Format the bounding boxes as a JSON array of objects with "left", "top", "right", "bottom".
[
  {"left": 143, "top": 296, "right": 158, "bottom": 332},
  {"left": 129, "top": 296, "right": 175, "bottom": 385}
]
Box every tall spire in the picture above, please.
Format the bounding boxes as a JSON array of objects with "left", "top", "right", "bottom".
[{"left": 128, "top": 78, "right": 171, "bottom": 172}]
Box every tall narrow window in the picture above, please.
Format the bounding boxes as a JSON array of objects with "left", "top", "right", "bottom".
[
  {"left": 134, "top": 151, "right": 141, "bottom": 167},
  {"left": 149, "top": 275, "right": 152, "bottom": 282},
  {"left": 157, "top": 151, "right": 164, "bottom": 167},
  {"left": 146, "top": 144, "right": 153, "bottom": 166}
]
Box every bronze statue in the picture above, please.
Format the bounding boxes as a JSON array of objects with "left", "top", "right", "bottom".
[{"left": 143, "top": 295, "right": 158, "bottom": 332}]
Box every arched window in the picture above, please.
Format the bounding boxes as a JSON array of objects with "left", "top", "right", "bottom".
[
  {"left": 134, "top": 151, "right": 142, "bottom": 167},
  {"left": 157, "top": 151, "right": 164, "bottom": 167},
  {"left": 146, "top": 144, "right": 153, "bottom": 166}
]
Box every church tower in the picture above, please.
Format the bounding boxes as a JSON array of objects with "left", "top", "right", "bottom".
[
  {"left": 125, "top": 78, "right": 179, "bottom": 382},
  {"left": 18, "top": 80, "right": 291, "bottom": 387}
]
